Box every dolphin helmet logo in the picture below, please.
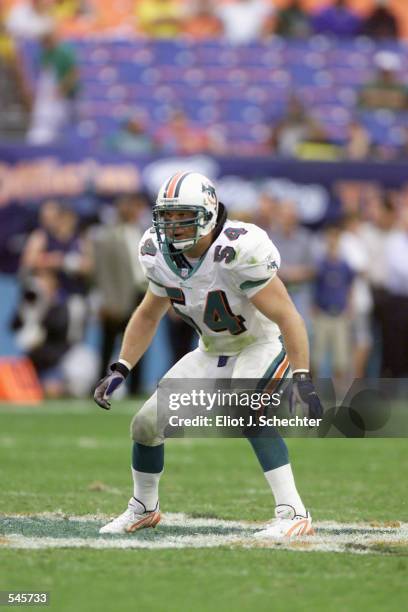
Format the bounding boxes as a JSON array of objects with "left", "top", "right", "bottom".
[{"left": 202, "top": 182, "right": 217, "bottom": 205}]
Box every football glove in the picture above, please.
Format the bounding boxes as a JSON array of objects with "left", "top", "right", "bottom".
[
  {"left": 94, "top": 362, "right": 130, "bottom": 410},
  {"left": 289, "top": 371, "right": 323, "bottom": 420}
]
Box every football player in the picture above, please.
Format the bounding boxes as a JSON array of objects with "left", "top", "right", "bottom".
[{"left": 94, "top": 171, "right": 323, "bottom": 538}]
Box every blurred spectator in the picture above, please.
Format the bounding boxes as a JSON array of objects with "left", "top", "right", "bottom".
[
  {"left": 255, "top": 191, "right": 280, "bottom": 230},
  {"left": 397, "top": 127, "right": 408, "bottom": 159},
  {"left": 92, "top": 193, "right": 149, "bottom": 393},
  {"left": 52, "top": 0, "right": 87, "bottom": 21},
  {"left": 11, "top": 270, "right": 70, "bottom": 398},
  {"left": 155, "top": 109, "right": 223, "bottom": 155},
  {"left": 0, "top": 10, "right": 31, "bottom": 137},
  {"left": 136, "top": 0, "right": 183, "bottom": 38},
  {"left": 358, "top": 194, "right": 396, "bottom": 375},
  {"left": 27, "top": 28, "right": 80, "bottom": 144},
  {"left": 312, "top": 0, "right": 361, "bottom": 38},
  {"left": 340, "top": 214, "right": 373, "bottom": 377},
  {"left": 382, "top": 206, "right": 408, "bottom": 376},
  {"left": 274, "top": 0, "right": 311, "bottom": 38},
  {"left": 105, "top": 116, "right": 157, "bottom": 155},
  {"left": 268, "top": 199, "right": 316, "bottom": 328},
  {"left": 312, "top": 224, "right": 354, "bottom": 387},
  {"left": 6, "top": 0, "right": 53, "bottom": 41},
  {"left": 0, "top": 7, "right": 17, "bottom": 65},
  {"left": 269, "top": 94, "right": 327, "bottom": 158},
  {"left": 344, "top": 120, "right": 372, "bottom": 160},
  {"left": 20, "top": 201, "right": 92, "bottom": 344},
  {"left": 359, "top": 51, "right": 408, "bottom": 111},
  {"left": 216, "top": 0, "right": 273, "bottom": 45},
  {"left": 184, "top": 0, "right": 223, "bottom": 39},
  {"left": 361, "top": 0, "right": 399, "bottom": 41}
]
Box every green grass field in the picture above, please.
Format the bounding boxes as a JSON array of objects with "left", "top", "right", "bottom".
[{"left": 1, "top": 400, "right": 408, "bottom": 612}]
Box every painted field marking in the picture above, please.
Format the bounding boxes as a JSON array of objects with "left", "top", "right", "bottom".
[{"left": 0, "top": 513, "right": 407, "bottom": 554}]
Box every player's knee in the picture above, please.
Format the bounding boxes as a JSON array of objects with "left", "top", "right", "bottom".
[
  {"left": 130, "top": 411, "right": 156, "bottom": 445},
  {"left": 130, "top": 393, "right": 159, "bottom": 444}
]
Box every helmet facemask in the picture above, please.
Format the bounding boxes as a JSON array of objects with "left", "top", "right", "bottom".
[{"left": 153, "top": 204, "right": 213, "bottom": 254}]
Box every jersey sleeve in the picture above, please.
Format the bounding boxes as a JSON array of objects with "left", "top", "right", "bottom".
[
  {"left": 232, "top": 227, "right": 281, "bottom": 298},
  {"left": 138, "top": 229, "right": 168, "bottom": 298}
]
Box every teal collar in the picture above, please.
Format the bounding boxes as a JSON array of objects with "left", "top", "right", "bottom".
[{"left": 163, "top": 203, "right": 227, "bottom": 281}]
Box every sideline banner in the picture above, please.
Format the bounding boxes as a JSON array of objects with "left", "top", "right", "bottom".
[{"left": 1, "top": 145, "right": 408, "bottom": 223}]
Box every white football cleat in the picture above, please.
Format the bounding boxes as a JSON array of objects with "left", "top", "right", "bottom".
[
  {"left": 254, "top": 504, "right": 314, "bottom": 539},
  {"left": 99, "top": 498, "right": 161, "bottom": 534}
]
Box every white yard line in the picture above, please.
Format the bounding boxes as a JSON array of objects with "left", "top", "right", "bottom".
[{"left": 1, "top": 513, "right": 407, "bottom": 554}]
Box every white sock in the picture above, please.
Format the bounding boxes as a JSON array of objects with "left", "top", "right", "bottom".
[
  {"left": 264, "top": 463, "right": 306, "bottom": 516},
  {"left": 130, "top": 467, "right": 162, "bottom": 512}
]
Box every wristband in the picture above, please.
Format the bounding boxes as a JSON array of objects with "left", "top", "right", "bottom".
[
  {"left": 110, "top": 361, "right": 131, "bottom": 378},
  {"left": 118, "top": 358, "right": 133, "bottom": 371},
  {"left": 293, "top": 370, "right": 311, "bottom": 382}
]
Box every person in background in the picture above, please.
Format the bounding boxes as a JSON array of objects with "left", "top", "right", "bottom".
[
  {"left": 216, "top": 0, "right": 274, "bottom": 45},
  {"left": 92, "top": 193, "right": 149, "bottom": 394},
  {"left": 11, "top": 269, "right": 70, "bottom": 398},
  {"left": 6, "top": 0, "right": 53, "bottom": 41},
  {"left": 397, "top": 126, "right": 408, "bottom": 159},
  {"left": 358, "top": 193, "right": 396, "bottom": 376},
  {"left": 311, "top": 0, "right": 361, "bottom": 38},
  {"left": 51, "top": 0, "right": 87, "bottom": 22},
  {"left": 155, "top": 109, "right": 223, "bottom": 155},
  {"left": 268, "top": 199, "right": 315, "bottom": 330},
  {"left": 274, "top": 0, "right": 311, "bottom": 39},
  {"left": 20, "top": 202, "right": 92, "bottom": 344},
  {"left": 269, "top": 94, "right": 327, "bottom": 158},
  {"left": 344, "top": 120, "right": 372, "bottom": 161},
  {"left": 38, "top": 198, "right": 62, "bottom": 236},
  {"left": 255, "top": 191, "right": 280, "bottom": 232},
  {"left": 183, "top": 0, "right": 223, "bottom": 39},
  {"left": 340, "top": 214, "right": 373, "bottom": 378},
  {"left": 27, "top": 27, "right": 79, "bottom": 144},
  {"left": 0, "top": 8, "right": 31, "bottom": 136},
  {"left": 312, "top": 224, "right": 354, "bottom": 389},
  {"left": 105, "top": 116, "right": 157, "bottom": 155},
  {"left": 361, "top": 0, "right": 399, "bottom": 41},
  {"left": 135, "top": 0, "right": 183, "bottom": 38},
  {"left": 359, "top": 51, "right": 408, "bottom": 111},
  {"left": 382, "top": 206, "right": 408, "bottom": 376}
]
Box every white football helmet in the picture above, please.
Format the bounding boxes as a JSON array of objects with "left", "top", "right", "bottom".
[{"left": 153, "top": 171, "right": 218, "bottom": 253}]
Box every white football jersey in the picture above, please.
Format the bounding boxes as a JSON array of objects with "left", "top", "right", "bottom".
[{"left": 139, "top": 219, "right": 282, "bottom": 356}]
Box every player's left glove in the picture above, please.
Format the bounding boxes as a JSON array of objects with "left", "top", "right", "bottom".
[
  {"left": 94, "top": 362, "right": 130, "bottom": 410},
  {"left": 289, "top": 371, "right": 323, "bottom": 420}
]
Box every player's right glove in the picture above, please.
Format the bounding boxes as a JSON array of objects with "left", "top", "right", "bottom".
[
  {"left": 94, "top": 362, "right": 130, "bottom": 410},
  {"left": 289, "top": 371, "right": 323, "bottom": 420}
]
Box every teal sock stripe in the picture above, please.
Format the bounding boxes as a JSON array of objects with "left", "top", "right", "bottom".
[
  {"left": 248, "top": 435, "right": 289, "bottom": 472},
  {"left": 248, "top": 345, "right": 290, "bottom": 472},
  {"left": 132, "top": 442, "right": 164, "bottom": 473}
]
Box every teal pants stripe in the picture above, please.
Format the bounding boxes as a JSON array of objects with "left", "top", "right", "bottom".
[
  {"left": 248, "top": 345, "right": 290, "bottom": 472},
  {"left": 257, "top": 347, "right": 286, "bottom": 386}
]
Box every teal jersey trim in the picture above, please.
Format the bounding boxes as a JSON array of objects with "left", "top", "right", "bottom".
[
  {"left": 163, "top": 250, "right": 207, "bottom": 280},
  {"left": 240, "top": 278, "right": 271, "bottom": 292},
  {"left": 146, "top": 275, "right": 166, "bottom": 288}
]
